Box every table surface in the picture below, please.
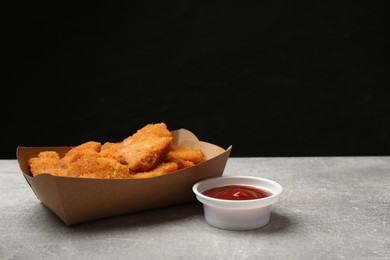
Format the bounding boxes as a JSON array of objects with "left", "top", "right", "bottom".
[{"left": 1, "top": 157, "right": 390, "bottom": 260}]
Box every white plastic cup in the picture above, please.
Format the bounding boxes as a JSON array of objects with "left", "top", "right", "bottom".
[{"left": 193, "top": 176, "right": 283, "bottom": 230}]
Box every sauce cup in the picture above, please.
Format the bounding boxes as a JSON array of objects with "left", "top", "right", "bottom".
[{"left": 192, "top": 176, "right": 283, "bottom": 230}]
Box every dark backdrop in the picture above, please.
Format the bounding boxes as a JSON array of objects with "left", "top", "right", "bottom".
[{"left": 3, "top": 1, "right": 389, "bottom": 158}]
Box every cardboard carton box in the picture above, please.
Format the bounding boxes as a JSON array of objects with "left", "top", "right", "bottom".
[{"left": 17, "top": 128, "right": 232, "bottom": 225}]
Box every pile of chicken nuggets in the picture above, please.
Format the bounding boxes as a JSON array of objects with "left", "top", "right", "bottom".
[{"left": 28, "top": 123, "right": 205, "bottom": 179}]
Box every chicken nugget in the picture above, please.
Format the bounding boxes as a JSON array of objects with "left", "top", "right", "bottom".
[
  {"left": 66, "top": 150, "right": 130, "bottom": 179},
  {"left": 127, "top": 162, "right": 179, "bottom": 179},
  {"left": 116, "top": 123, "right": 173, "bottom": 171},
  {"left": 165, "top": 145, "right": 205, "bottom": 169},
  {"left": 28, "top": 151, "right": 67, "bottom": 177},
  {"left": 59, "top": 141, "right": 102, "bottom": 169},
  {"left": 63, "top": 141, "right": 102, "bottom": 160}
]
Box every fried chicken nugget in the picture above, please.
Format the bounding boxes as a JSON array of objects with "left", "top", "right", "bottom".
[
  {"left": 58, "top": 141, "right": 102, "bottom": 169},
  {"left": 165, "top": 145, "right": 205, "bottom": 169},
  {"left": 66, "top": 149, "right": 130, "bottom": 179},
  {"left": 127, "top": 162, "right": 179, "bottom": 179},
  {"left": 28, "top": 151, "right": 67, "bottom": 177},
  {"left": 62, "top": 141, "right": 102, "bottom": 162},
  {"left": 101, "top": 123, "right": 173, "bottom": 172}
]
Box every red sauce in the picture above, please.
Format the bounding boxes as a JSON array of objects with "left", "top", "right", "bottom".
[{"left": 202, "top": 185, "right": 272, "bottom": 200}]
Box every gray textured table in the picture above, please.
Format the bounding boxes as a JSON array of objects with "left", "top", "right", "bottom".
[{"left": 1, "top": 157, "right": 389, "bottom": 260}]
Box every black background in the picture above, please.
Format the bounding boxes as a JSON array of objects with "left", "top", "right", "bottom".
[{"left": 3, "top": 1, "right": 389, "bottom": 158}]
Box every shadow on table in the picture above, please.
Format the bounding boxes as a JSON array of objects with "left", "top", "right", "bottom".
[
  {"left": 31, "top": 201, "right": 204, "bottom": 231},
  {"left": 254, "top": 212, "right": 294, "bottom": 234},
  {"left": 30, "top": 202, "right": 293, "bottom": 234}
]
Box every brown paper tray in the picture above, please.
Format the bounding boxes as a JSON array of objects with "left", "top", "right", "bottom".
[{"left": 17, "top": 129, "right": 232, "bottom": 225}]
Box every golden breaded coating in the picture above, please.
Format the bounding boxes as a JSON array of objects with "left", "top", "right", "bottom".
[
  {"left": 63, "top": 141, "right": 102, "bottom": 161},
  {"left": 66, "top": 150, "right": 130, "bottom": 179},
  {"left": 127, "top": 162, "right": 179, "bottom": 179},
  {"left": 130, "top": 123, "right": 172, "bottom": 138},
  {"left": 165, "top": 145, "right": 205, "bottom": 169},
  {"left": 28, "top": 151, "right": 67, "bottom": 177},
  {"left": 58, "top": 141, "right": 102, "bottom": 170},
  {"left": 100, "top": 142, "right": 122, "bottom": 159}
]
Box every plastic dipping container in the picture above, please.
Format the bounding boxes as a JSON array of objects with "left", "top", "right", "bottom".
[{"left": 193, "top": 176, "right": 283, "bottom": 230}]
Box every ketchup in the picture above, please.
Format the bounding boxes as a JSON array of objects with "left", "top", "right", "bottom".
[{"left": 202, "top": 185, "right": 272, "bottom": 200}]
